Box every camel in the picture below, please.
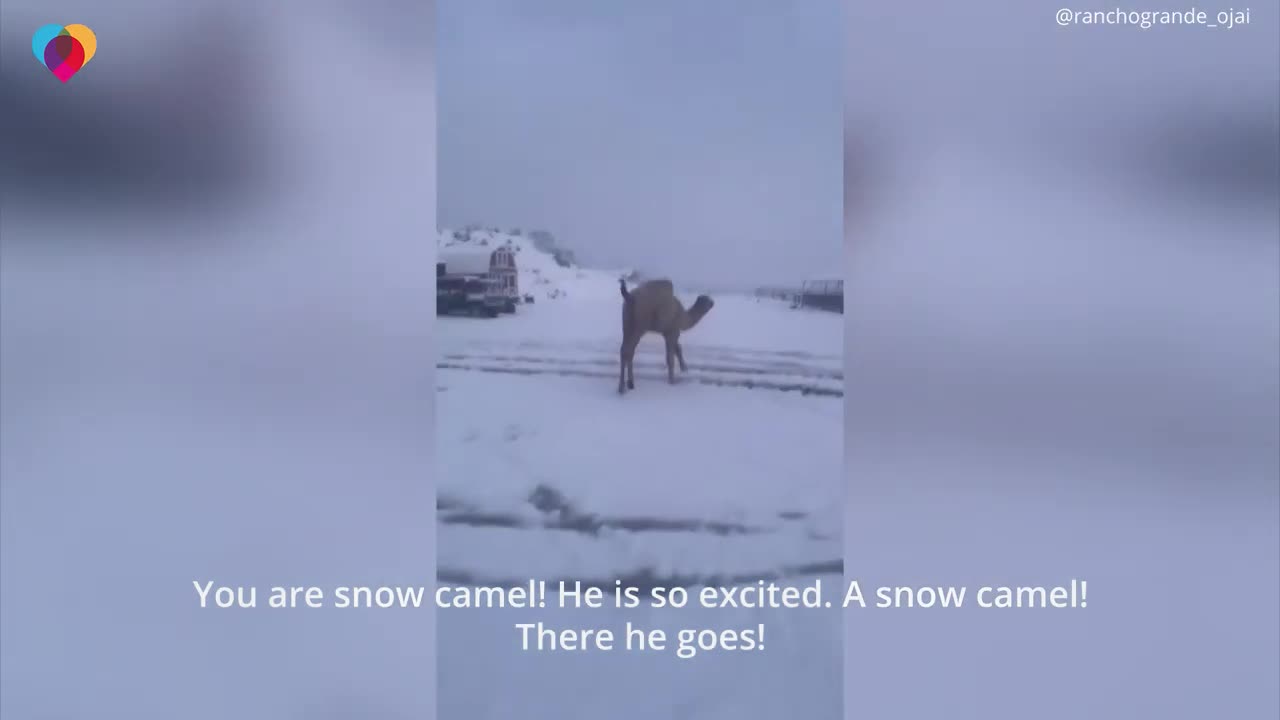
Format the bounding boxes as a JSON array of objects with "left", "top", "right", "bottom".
[{"left": 617, "top": 278, "right": 714, "bottom": 394}]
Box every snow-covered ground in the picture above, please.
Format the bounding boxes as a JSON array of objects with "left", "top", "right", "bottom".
[{"left": 436, "top": 230, "right": 843, "bottom": 718}]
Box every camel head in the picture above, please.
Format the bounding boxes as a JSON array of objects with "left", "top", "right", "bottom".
[{"left": 685, "top": 295, "right": 714, "bottom": 328}]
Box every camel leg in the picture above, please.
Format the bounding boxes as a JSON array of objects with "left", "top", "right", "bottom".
[
  {"left": 618, "top": 339, "right": 629, "bottom": 394},
  {"left": 663, "top": 334, "right": 677, "bottom": 384},
  {"left": 625, "top": 337, "right": 638, "bottom": 390},
  {"left": 675, "top": 340, "right": 687, "bottom": 372}
]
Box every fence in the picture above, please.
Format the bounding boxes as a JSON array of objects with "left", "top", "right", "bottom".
[{"left": 754, "top": 280, "right": 843, "bottom": 314}]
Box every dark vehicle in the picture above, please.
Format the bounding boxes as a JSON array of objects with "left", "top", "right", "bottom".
[
  {"left": 438, "top": 247, "right": 519, "bottom": 314},
  {"left": 437, "top": 274, "right": 503, "bottom": 317}
]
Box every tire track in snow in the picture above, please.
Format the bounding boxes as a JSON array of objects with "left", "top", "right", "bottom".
[
  {"left": 437, "top": 560, "right": 844, "bottom": 590},
  {"left": 439, "top": 363, "right": 843, "bottom": 398},
  {"left": 437, "top": 345, "right": 843, "bottom": 398},
  {"left": 438, "top": 509, "right": 774, "bottom": 537},
  {"left": 441, "top": 352, "right": 843, "bottom": 380},
  {"left": 437, "top": 487, "right": 828, "bottom": 541},
  {"left": 463, "top": 338, "right": 841, "bottom": 366}
]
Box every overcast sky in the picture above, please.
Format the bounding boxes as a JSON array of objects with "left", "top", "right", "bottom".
[{"left": 437, "top": 0, "right": 841, "bottom": 290}]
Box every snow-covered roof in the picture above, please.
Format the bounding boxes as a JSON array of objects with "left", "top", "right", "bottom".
[{"left": 439, "top": 250, "right": 492, "bottom": 276}]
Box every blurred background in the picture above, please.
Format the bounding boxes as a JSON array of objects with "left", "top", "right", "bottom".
[
  {"left": 844, "top": 2, "right": 1279, "bottom": 718},
  {"left": 1, "top": 1, "right": 436, "bottom": 718}
]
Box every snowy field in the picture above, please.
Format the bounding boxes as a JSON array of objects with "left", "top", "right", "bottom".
[{"left": 437, "top": 231, "right": 843, "bottom": 718}]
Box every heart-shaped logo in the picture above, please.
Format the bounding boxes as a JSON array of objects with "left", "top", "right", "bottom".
[{"left": 32, "top": 24, "right": 97, "bottom": 83}]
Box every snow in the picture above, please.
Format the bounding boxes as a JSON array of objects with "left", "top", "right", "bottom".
[
  {"left": 439, "top": 248, "right": 496, "bottom": 277},
  {"left": 436, "top": 229, "right": 843, "bottom": 718}
]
